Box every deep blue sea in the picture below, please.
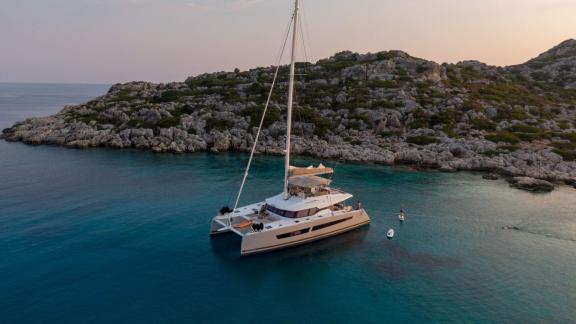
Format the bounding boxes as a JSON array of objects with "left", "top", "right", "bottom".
[{"left": 1, "top": 83, "right": 575, "bottom": 323}]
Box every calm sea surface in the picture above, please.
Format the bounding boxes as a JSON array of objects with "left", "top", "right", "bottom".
[{"left": 1, "top": 83, "right": 575, "bottom": 323}]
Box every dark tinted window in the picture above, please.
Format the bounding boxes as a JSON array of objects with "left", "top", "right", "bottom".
[
  {"left": 266, "top": 205, "right": 294, "bottom": 218},
  {"left": 276, "top": 228, "right": 311, "bottom": 239},
  {"left": 312, "top": 217, "right": 353, "bottom": 231},
  {"left": 267, "top": 206, "right": 319, "bottom": 219}
]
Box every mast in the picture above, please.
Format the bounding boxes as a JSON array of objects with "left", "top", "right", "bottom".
[{"left": 284, "top": 0, "right": 299, "bottom": 198}]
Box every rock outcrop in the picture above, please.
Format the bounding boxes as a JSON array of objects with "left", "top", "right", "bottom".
[{"left": 508, "top": 177, "right": 555, "bottom": 192}]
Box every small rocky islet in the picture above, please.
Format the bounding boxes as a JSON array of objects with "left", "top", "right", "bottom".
[{"left": 3, "top": 40, "right": 576, "bottom": 191}]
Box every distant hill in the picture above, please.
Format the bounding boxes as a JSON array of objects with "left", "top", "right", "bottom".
[
  {"left": 3, "top": 40, "right": 576, "bottom": 183},
  {"left": 509, "top": 39, "right": 576, "bottom": 88}
]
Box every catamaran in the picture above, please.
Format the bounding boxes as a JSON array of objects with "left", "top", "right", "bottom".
[{"left": 210, "top": 0, "right": 371, "bottom": 256}]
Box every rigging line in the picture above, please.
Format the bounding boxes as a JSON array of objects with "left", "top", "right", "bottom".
[
  {"left": 298, "top": 13, "right": 309, "bottom": 64},
  {"left": 300, "top": 0, "right": 315, "bottom": 63},
  {"left": 232, "top": 12, "right": 294, "bottom": 211},
  {"left": 294, "top": 2, "right": 309, "bottom": 147},
  {"left": 294, "top": 24, "right": 306, "bottom": 141}
]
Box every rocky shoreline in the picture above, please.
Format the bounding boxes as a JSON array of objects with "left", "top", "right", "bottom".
[
  {"left": 2, "top": 118, "right": 574, "bottom": 190},
  {"left": 3, "top": 40, "right": 576, "bottom": 190}
]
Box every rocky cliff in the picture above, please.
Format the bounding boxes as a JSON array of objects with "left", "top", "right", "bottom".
[{"left": 3, "top": 40, "right": 576, "bottom": 183}]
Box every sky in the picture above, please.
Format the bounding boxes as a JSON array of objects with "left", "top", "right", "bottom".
[{"left": 1, "top": 0, "right": 575, "bottom": 84}]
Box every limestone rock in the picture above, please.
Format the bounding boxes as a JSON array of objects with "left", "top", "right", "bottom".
[{"left": 508, "top": 177, "right": 555, "bottom": 192}]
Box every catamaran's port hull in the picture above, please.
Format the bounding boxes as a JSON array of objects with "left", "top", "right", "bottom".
[{"left": 210, "top": 208, "right": 370, "bottom": 256}]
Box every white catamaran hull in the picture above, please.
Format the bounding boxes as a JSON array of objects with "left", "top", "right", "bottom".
[{"left": 210, "top": 208, "right": 370, "bottom": 256}]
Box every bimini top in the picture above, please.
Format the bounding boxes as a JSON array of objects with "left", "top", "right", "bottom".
[
  {"left": 288, "top": 175, "right": 331, "bottom": 188},
  {"left": 289, "top": 164, "right": 334, "bottom": 178}
]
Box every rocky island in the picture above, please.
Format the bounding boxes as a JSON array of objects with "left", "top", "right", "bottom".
[{"left": 3, "top": 40, "right": 576, "bottom": 188}]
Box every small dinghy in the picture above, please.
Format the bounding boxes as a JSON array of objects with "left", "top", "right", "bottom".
[{"left": 387, "top": 228, "right": 395, "bottom": 239}]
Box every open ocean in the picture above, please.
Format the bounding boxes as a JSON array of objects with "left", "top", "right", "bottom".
[{"left": 1, "top": 83, "right": 575, "bottom": 323}]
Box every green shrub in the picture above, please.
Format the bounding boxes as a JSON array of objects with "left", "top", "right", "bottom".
[
  {"left": 556, "top": 132, "right": 576, "bottom": 143},
  {"left": 485, "top": 131, "right": 520, "bottom": 144},
  {"left": 246, "top": 82, "right": 266, "bottom": 97},
  {"left": 406, "top": 135, "right": 439, "bottom": 145},
  {"left": 431, "top": 109, "right": 461, "bottom": 126},
  {"left": 552, "top": 141, "right": 574, "bottom": 149},
  {"left": 241, "top": 105, "right": 281, "bottom": 128},
  {"left": 318, "top": 57, "right": 358, "bottom": 72},
  {"left": 111, "top": 89, "right": 134, "bottom": 102},
  {"left": 553, "top": 150, "right": 576, "bottom": 161},
  {"left": 125, "top": 118, "right": 154, "bottom": 129},
  {"left": 376, "top": 52, "right": 399, "bottom": 60},
  {"left": 295, "top": 107, "right": 331, "bottom": 135},
  {"left": 471, "top": 118, "right": 497, "bottom": 131},
  {"left": 151, "top": 90, "right": 194, "bottom": 103},
  {"left": 508, "top": 124, "right": 541, "bottom": 133},
  {"left": 530, "top": 71, "right": 551, "bottom": 81},
  {"left": 371, "top": 99, "right": 400, "bottom": 109},
  {"left": 77, "top": 113, "right": 98, "bottom": 124},
  {"left": 494, "top": 107, "right": 529, "bottom": 121},
  {"left": 156, "top": 116, "right": 181, "bottom": 128},
  {"left": 186, "top": 77, "right": 241, "bottom": 88},
  {"left": 460, "top": 66, "right": 482, "bottom": 81},
  {"left": 505, "top": 124, "right": 550, "bottom": 142},
  {"left": 558, "top": 120, "right": 570, "bottom": 130},
  {"left": 472, "top": 82, "right": 550, "bottom": 107},
  {"left": 368, "top": 80, "right": 399, "bottom": 88},
  {"left": 205, "top": 118, "right": 234, "bottom": 131},
  {"left": 345, "top": 137, "right": 362, "bottom": 145},
  {"left": 442, "top": 125, "right": 459, "bottom": 138},
  {"left": 551, "top": 142, "right": 576, "bottom": 161},
  {"left": 481, "top": 150, "right": 500, "bottom": 157},
  {"left": 409, "top": 118, "right": 429, "bottom": 129},
  {"left": 462, "top": 99, "right": 484, "bottom": 112},
  {"left": 350, "top": 113, "right": 371, "bottom": 125},
  {"left": 379, "top": 130, "right": 403, "bottom": 137},
  {"left": 514, "top": 132, "right": 548, "bottom": 142},
  {"left": 409, "top": 109, "right": 430, "bottom": 129}
]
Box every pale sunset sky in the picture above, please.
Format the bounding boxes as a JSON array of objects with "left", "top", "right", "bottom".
[{"left": 1, "top": 0, "right": 575, "bottom": 84}]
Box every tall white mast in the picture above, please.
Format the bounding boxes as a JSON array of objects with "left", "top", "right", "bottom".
[{"left": 284, "top": 0, "right": 299, "bottom": 198}]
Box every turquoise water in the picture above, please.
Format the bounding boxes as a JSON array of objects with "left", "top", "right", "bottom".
[{"left": 1, "top": 84, "right": 575, "bottom": 323}]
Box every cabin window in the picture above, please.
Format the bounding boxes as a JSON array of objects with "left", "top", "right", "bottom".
[
  {"left": 296, "top": 208, "right": 318, "bottom": 218},
  {"left": 267, "top": 205, "right": 294, "bottom": 218},
  {"left": 267, "top": 205, "right": 319, "bottom": 218},
  {"left": 312, "top": 217, "right": 353, "bottom": 231},
  {"left": 276, "top": 228, "right": 310, "bottom": 239}
]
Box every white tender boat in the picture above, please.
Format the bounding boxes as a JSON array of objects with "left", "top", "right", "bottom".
[
  {"left": 210, "top": 0, "right": 371, "bottom": 256},
  {"left": 387, "top": 229, "right": 395, "bottom": 239}
]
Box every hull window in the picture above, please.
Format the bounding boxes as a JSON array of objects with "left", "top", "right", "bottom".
[
  {"left": 276, "top": 228, "right": 311, "bottom": 239},
  {"left": 312, "top": 217, "right": 353, "bottom": 231}
]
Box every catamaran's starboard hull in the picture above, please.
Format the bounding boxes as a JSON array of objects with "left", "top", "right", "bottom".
[
  {"left": 240, "top": 209, "right": 370, "bottom": 255},
  {"left": 220, "top": 209, "right": 370, "bottom": 256}
]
